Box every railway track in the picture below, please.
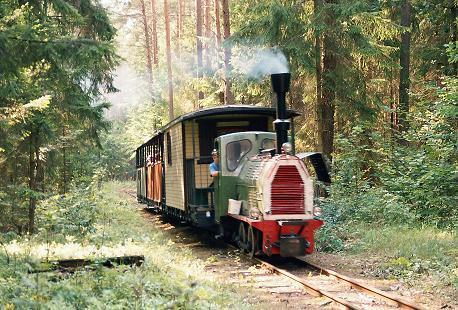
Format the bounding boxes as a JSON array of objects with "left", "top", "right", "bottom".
[
  {"left": 256, "top": 256, "right": 424, "bottom": 309},
  {"left": 124, "top": 189, "right": 424, "bottom": 309},
  {"left": 199, "top": 230, "right": 419, "bottom": 308},
  {"left": 200, "top": 221, "right": 423, "bottom": 310}
]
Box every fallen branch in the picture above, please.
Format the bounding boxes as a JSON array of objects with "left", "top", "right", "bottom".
[{"left": 30, "top": 255, "right": 145, "bottom": 273}]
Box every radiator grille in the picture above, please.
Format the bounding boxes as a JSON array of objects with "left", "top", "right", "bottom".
[{"left": 270, "top": 165, "right": 305, "bottom": 215}]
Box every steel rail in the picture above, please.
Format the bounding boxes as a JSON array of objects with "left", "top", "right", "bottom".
[
  {"left": 255, "top": 257, "right": 363, "bottom": 310},
  {"left": 299, "top": 259, "right": 424, "bottom": 310},
  {"left": 258, "top": 256, "right": 425, "bottom": 310}
]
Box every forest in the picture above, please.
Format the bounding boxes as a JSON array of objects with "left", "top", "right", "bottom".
[{"left": 0, "top": 0, "right": 456, "bottom": 308}]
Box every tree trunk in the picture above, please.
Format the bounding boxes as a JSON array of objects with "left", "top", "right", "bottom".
[
  {"left": 221, "top": 0, "right": 234, "bottom": 104},
  {"left": 215, "top": 0, "right": 221, "bottom": 51},
  {"left": 164, "top": 0, "right": 174, "bottom": 120},
  {"left": 390, "top": 68, "right": 397, "bottom": 130},
  {"left": 451, "top": 3, "right": 457, "bottom": 76},
  {"left": 321, "top": 0, "right": 337, "bottom": 159},
  {"left": 196, "top": 0, "right": 204, "bottom": 104},
  {"left": 398, "top": 0, "right": 411, "bottom": 133},
  {"left": 62, "top": 127, "right": 68, "bottom": 194},
  {"left": 28, "top": 130, "right": 39, "bottom": 234},
  {"left": 35, "top": 139, "right": 42, "bottom": 203},
  {"left": 314, "top": 0, "right": 323, "bottom": 152},
  {"left": 176, "top": 0, "right": 182, "bottom": 59},
  {"left": 215, "top": 0, "right": 224, "bottom": 73},
  {"left": 140, "top": 0, "right": 153, "bottom": 87},
  {"left": 179, "top": 0, "right": 184, "bottom": 35},
  {"left": 150, "top": 0, "right": 159, "bottom": 66},
  {"left": 204, "top": 0, "right": 211, "bottom": 69},
  {"left": 215, "top": 0, "right": 223, "bottom": 103}
]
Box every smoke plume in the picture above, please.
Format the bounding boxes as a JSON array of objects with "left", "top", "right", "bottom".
[{"left": 232, "top": 47, "right": 289, "bottom": 79}]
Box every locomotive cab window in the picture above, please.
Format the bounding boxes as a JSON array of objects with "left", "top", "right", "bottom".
[{"left": 226, "top": 139, "right": 252, "bottom": 171}]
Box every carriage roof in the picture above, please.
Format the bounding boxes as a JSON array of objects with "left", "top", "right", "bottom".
[{"left": 138, "top": 105, "right": 300, "bottom": 149}]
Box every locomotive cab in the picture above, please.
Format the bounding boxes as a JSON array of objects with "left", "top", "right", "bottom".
[{"left": 213, "top": 131, "right": 277, "bottom": 221}]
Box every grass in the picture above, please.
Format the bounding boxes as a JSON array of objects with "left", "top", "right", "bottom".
[
  {"left": 0, "top": 181, "right": 248, "bottom": 309},
  {"left": 351, "top": 225, "right": 457, "bottom": 260},
  {"left": 345, "top": 224, "right": 458, "bottom": 288}
]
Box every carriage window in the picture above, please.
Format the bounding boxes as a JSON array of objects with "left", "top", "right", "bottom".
[
  {"left": 226, "top": 140, "right": 252, "bottom": 171},
  {"left": 261, "top": 138, "right": 276, "bottom": 150},
  {"left": 166, "top": 132, "right": 172, "bottom": 166}
]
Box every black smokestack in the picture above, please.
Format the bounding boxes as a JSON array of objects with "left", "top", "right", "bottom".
[{"left": 271, "top": 73, "right": 291, "bottom": 154}]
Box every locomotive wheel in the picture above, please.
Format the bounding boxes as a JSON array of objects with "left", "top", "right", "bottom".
[
  {"left": 237, "top": 222, "right": 247, "bottom": 251},
  {"left": 246, "top": 225, "right": 257, "bottom": 258}
]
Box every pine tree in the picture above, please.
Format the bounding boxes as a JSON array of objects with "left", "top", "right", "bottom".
[
  {"left": 221, "top": 0, "right": 234, "bottom": 104},
  {"left": 164, "top": 0, "right": 174, "bottom": 120},
  {"left": 0, "top": 0, "right": 117, "bottom": 233},
  {"left": 398, "top": 0, "right": 412, "bottom": 133}
]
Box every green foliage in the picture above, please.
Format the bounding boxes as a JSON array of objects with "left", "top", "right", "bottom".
[
  {"left": 414, "top": 0, "right": 457, "bottom": 76},
  {"left": 0, "top": 184, "right": 36, "bottom": 233},
  {"left": 315, "top": 202, "right": 345, "bottom": 252},
  {"left": 0, "top": 0, "right": 118, "bottom": 233},
  {"left": 385, "top": 77, "right": 457, "bottom": 226},
  {"left": 37, "top": 186, "right": 100, "bottom": 237},
  {"left": 322, "top": 125, "right": 417, "bottom": 229},
  {"left": 98, "top": 101, "right": 167, "bottom": 180},
  {"left": 0, "top": 182, "right": 247, "bottom": 308},
  {"left": 231, "top": 0, "right": 400, "bottom": 123},
  {"left": 383, "top": 256, "right": 455, "bottom": 283},
  {"left": 315, "top": 49, "right": 457, "bottom": 288},
  {"left": 321, "top": 69, "right": 457, "bottom": 231}
]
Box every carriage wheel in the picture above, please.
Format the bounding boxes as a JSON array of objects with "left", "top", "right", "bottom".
[
  {"left": 247, "top": 225, "right": 257, "bottom": 258},
  {"left": 237, "top": 222, "right": 247, "bottom": 251}
]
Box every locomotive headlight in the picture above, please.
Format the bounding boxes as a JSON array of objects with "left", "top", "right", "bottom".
[
  {"left": 282, "top": 142, "right": 292, "bottom": 154},
  {"left": 249, "top": 209, "right": 261, "bottom": 219},
  {"left": 313, "top": 206, "right": 323, "bottom": 217}
]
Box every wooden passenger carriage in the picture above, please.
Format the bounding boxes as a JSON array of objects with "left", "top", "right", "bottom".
[{"left": 135, "top": 105, "right": 300, "bottom": 227}]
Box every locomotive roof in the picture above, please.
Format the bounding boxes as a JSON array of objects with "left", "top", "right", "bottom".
[{"left": 137, "top": 105, "right": 300, "bottom": 149}]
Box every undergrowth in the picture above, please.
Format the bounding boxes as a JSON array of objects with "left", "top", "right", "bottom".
[
  {"left": 316, "top": 206, "right": 457, "bottom": 290},
  {"left": 316, "top": 83, "right": 457, "bottom": 291},
  {"left": 0, "top": 181, "right": 246, "bottom": 309},
  {"left": 350, "top": 225, "right": 457, "bottom": 286}
]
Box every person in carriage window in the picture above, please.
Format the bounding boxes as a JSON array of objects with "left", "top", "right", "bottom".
[{"left": 209, "top": 149, "right": 220, "bottom": 177}]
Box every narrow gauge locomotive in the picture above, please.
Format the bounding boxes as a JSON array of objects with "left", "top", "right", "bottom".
[{"left": 135, "top": 73, "right": 330, "bottom": 257}]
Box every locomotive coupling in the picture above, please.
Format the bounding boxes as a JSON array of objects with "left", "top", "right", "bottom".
[{"left": 279, "top": 234, "right": 308, "bottom": 257}]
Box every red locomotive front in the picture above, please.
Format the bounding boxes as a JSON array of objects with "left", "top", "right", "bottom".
[{"left": 221, "top": 151, "right": 325, "bottom": 257}]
